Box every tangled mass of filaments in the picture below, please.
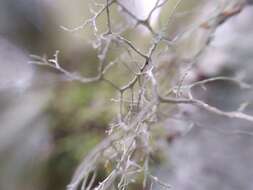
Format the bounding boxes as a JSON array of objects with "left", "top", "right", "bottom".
[{"left": 31, "top": 0, "right": 252, "bottom": 189}]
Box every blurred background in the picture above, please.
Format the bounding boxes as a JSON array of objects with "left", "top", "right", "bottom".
[{"left": 1, "top": 0, "right": 253, "bottom": 190}]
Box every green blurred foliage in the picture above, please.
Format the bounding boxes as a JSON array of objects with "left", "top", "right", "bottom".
[{"left": 43, "top": 75, "right": 117, "bottom": 189}]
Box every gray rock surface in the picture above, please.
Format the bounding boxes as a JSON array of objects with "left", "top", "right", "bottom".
[{"left": 154, "top": 4, "right": 253, "bottom": 190}]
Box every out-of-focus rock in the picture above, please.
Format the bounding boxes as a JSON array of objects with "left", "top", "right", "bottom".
[
  {"left": 0, "top": 39, "right": 53, "bottom": 190},
  {"left": 154, "top": 4, "right": 253, "bottom": 190},
  {"left": 0, "top": 6, "right": 53, "bottom": 189},
  {"left": 0, "top": 38, "right": 33, "bottom": 91}
]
